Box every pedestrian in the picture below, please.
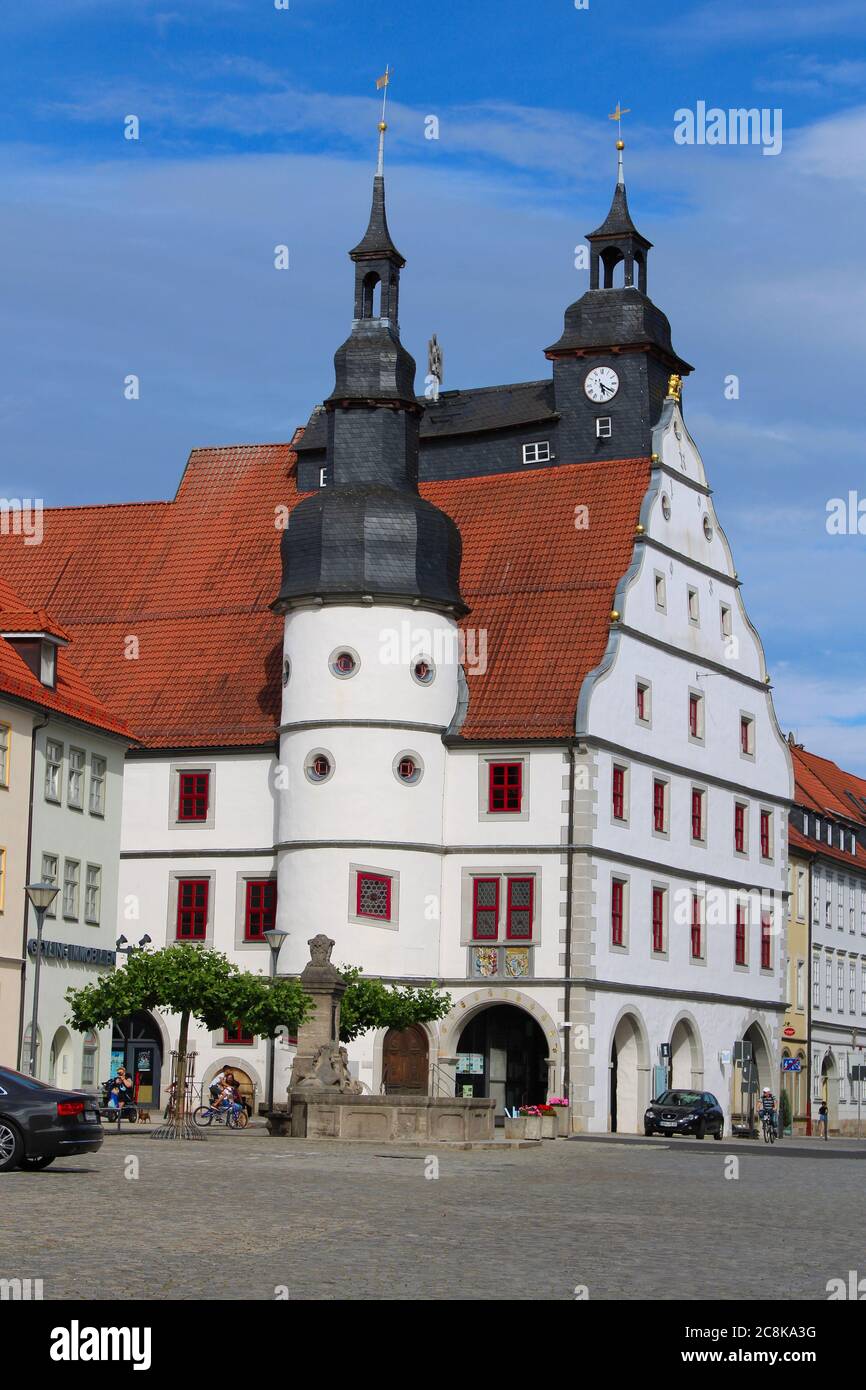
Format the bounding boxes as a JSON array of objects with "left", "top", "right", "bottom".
[{"left": 818, "top": 1100, "right": 829, "bottom": 1140}]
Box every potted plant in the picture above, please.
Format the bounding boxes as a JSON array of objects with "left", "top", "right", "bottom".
[
  {"left": 549, "top": 1095, "right": 570, "bottom": 1137},
  {"left": 514, "top": 1104, "right": 543, "bottom": 1140}
]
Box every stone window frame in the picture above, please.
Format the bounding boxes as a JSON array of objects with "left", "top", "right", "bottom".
[
  {"left": 687, "top": 584, "right": 700, "bottom": 628},
  {"left": 233, "top": 870, "right": 278, "bottom": 952},
  {"left": 733, "top": 896, "right": 750, "bottom": 972},
  {"left": 459, "top": 866, "right": 542, "bottom": 948},
  {"left": 653, "top": 570, "right": 667, "bottom": 613},
  {"left": 651, "top": 773, "right": 670, "bottom": 841},
  {"left": 635, "top": 677, "right": 652, "bottom": 730},
  {"left": 169, "top": 760, "right": 216, "bottom": 831},
  {"left": 650, "top": 880, "right": 669, "bottom": 960},
  {"left": 739, "top": 709, "right": 756, "bottom": 763},
  {"left": 733, "top": 799, "right": 749, "bottom": 859},
  {"left": 44, "top": 738, "right": 63, "bottom": 804},
  {"left": 690, "top": 782, "right": 708, "bottom": 848},
  {"left": 759, "top": 805, "right": 774, "bottom": 864},
  {"left": 611, "top": 760, "right": 630, "bottom": 828},
  {"left": 609, "top": 871, "right": 630, "bottom": 955},
  {"left": 348, "top": 863, "right": 399, "bottom": 930},
  {"left": 167, "top": 870, "right": 215, "bottom": 947},
  {"left": 688, "top": 685, "right": 705, "bottom": 747},
  {"left": 477, "top": 751, "right": 530, "bottom": 823},
  {"left": 690, "top": 889, "right": 707, "bottom": 967}
]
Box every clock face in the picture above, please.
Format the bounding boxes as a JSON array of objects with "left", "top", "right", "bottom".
[{"left": 584, "top": 366, "right": 620, "bottom": 403}]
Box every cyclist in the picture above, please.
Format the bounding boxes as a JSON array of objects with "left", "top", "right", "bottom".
[
  {"left": 213, "top": 1080, "right": 243, "bottom": 1123},
  {"left": 757, "top": 1087, "right": 777, "bottom": 1137}
]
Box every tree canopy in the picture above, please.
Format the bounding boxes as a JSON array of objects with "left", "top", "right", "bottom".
[{"left": 338, "top": 967, "right": 451, "bottom": 1043}]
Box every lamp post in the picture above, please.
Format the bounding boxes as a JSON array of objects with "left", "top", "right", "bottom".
[
  {"left": 25, "top": 881, "right": 60, "bottom": 1077},
  {"left": 263, "top": 928, "right": 288, "bottom": 1114}
]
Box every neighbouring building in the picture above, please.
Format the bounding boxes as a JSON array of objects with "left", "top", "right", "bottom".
[
  {"left": 788, "top": 741, "right": 866, "bottom": 1135},
  {"left": 0, "top": 127, "right": 794, "bottom": 1130},
  {"left": 0, "top": 579, "right": 132, "bottom": 1087}
]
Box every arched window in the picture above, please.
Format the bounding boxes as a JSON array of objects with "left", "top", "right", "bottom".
[
  {"left": 600, "top": 247, "right": 624, "bottom": 289},
  {"left": 362, "top": 272, "right": 381, "bottom": 318}
]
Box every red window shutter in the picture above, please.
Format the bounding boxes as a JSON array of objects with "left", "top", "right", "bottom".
[
  {"left": 653, "top": 780, "right": 665, "bottom": 833},
  {"left": 734, "top": 804, "right": 745, "bottom": 853},
  {"left": 611, "top": 881, "right": 624, "bottom": 946},
  {"left": 689, "top": 694, "right": 699, "bottom": 738},
  {"left": 690, "top": 895, "right": 701, "bottom": 958},
  {"left": 612, "top": 767, "right": 625, "bottom": 820},
  {"left": 178, "top": 771, "right": 209, "bottom": 822},
  {"left": 636, "top": 685, "right": 646, "bottom": 721},
  {"left": 760, "top": 811, "right": 770, "bottom": 858},
  {"left": 735, "top": 905, "right": 746, "bottom": 965},
  {"left": 761, "top": 912, "right": 771, "bottom": 969},
  {"left": 740, "top": 718, "right": 750, "bottom": 754},
  {"left": 506, "top": 877, "right": 533, "bottom": 939},
  {"left": 244, "top": 880, "right": 276, "bottom": 941},
  {"left": 356, "top": 873, "right": 392, "bottom": 920},
  {"left": 472, "top": 878, "right": 500, "bottom": 940},
  {"left": 652, "top": 888, "right": 664, "bottom": 953},
  {"left": 489, "top": 762, "right": 522, "bottom": 813},
  {"left": 176, "top": 879, "right": 208, "bottom": 939},
  {"left": 691, "top": 790, "right": 703, "bottom": 840}
]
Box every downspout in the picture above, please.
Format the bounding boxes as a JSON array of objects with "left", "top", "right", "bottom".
[
  {"left": 805, "top": 852, "right": 813, "bottom": 1137},
  {"left": 17, "top": 712, "right": 49, "bottom": 1068},
  {"left": 562, "top": 739, "right": 576, "bottom": 1108}
]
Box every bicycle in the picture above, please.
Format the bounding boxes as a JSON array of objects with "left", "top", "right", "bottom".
[
  {"left": 192, "top": 1100, "right": 248, "bottom": 1129},
  {"left": 761, "top": 1111, "right": 776, "bottom": 1144}
]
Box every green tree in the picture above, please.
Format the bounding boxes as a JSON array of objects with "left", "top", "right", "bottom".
[
  {"left": 338, "top": 966, "right": 451, "bottom": 1043},
  {"left": 779, "top": 1087, "right": 792, "bottom": 1133},
  {"left": 66, "top": 943, "right": 310, "bottom": 1134}
]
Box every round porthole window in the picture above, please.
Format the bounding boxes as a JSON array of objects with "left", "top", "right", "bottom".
[
  {"left": 329, "top": 647, "right": 360, "bottom": 679},
  {"left": 702, "top": 515, "right": 714, "bottom": 542},
  {"left": 411, "top": 656, "right": 435, "bottom": 686},
  {"left": 305, "top": 750, "right": 334, "bottom": 784},
  {"left": 661, "top": 494, "right": 671, "bottom": 521},
  {"left": 393, "top": 750, "right": 424, "bottom": 785},
  {"left": 282, "top": 657, "right": 291, "bottom": 686}
]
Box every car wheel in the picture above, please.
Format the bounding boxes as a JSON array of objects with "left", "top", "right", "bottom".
[
  {"left": 713, "top": 1123, "right": 723, "bottom": 1141},
  {"left": 695, "top": 1118, "right": 707, "bottom": 1140},
  {"left": 0, "top": 1121, "right": 24, "bottom": 1173},
  {"left": 644, "top": 1127, "right": 654, "bottom": 1137},
  {"left": 17, "top": 1155, "right": 56, "bottom": 1171}
]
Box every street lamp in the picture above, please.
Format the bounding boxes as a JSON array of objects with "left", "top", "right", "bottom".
[
  {"left": 25, "top": 880, "right": 60, "bottom": 1077},
  {"left": 263, "top": 928, "right": 288, "bottom": 1114}
]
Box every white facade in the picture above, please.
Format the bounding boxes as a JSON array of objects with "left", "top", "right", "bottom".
[
  {"left": 116, "top": 401, "right": 794, "bottom": 1132},
  {"left": 807, "top": 825, "right": 866, "bottom": 1133},
  {"left": 22, "top": 718, "right": 126, "bottom": 1092}
]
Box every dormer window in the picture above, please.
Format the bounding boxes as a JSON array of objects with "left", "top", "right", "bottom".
[
  {"left": 40, "top": 642, "right": 57, "bottom": 687},
  {"left": 0, "top": 631, "right": 63, "bottom": 689},
  {"left": 522, "top": 441, "right": 552, "bottom": 465}
]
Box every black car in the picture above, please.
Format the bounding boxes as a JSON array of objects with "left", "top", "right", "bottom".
[
  {"left": 644, "top": 1089, "right": 724, "bottom": 1140},
  {"left": 0, "top": 1066, "right": 103, "bottom": 1172}
]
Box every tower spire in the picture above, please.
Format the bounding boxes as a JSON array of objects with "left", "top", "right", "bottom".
[
  {"left": 608, "top": 101, "right": 629, "bottom": 186},
  {"left": 375, "top": 65, "right": 391, "bottom": 176}
]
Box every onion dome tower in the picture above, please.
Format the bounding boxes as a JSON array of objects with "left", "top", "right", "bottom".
[{"left": 274, "top": 117, "right": 465, "bottom": 617}]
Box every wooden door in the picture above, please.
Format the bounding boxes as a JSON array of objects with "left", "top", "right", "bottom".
[{"left": 382, "top": 1026, "right": 429, "bottom": 1095}]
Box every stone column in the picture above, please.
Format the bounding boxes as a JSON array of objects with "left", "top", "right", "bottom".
[{"left": 289, "top": 934, "right": 348, "bottom": 1090}]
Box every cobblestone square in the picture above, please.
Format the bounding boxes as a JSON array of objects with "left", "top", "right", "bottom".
[{"left": 3, "top": 1128, "right": 863, "bottom": 1301}]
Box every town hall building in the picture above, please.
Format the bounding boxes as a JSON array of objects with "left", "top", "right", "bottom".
[{"left": 0, "top": 125, "right": 793, "bottom": 1131}]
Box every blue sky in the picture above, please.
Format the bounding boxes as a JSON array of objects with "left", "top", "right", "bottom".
[{"left": 1, "top": 0, "right": 866, "bottom": 766}]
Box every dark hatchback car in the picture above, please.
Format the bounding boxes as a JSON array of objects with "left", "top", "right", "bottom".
[
  {"left": 644, "top": 1089, "right": 724, "bottom": 1140},
  {"left": 0, "top": 1066, "right": 103, "bottom": 1172}
]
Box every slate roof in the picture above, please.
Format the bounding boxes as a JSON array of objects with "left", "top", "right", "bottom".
[
  {"left": 0, "top": 443, "right": 650, "bottom": 749},
  {"left": 295, "top": 379, "right": 558, "bottom": 451},
  {"left": 0, "top": 578, "right": 134, "bottom": 740}
]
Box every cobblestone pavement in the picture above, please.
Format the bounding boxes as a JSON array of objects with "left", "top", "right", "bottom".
[{"left": 3, "top": 1125, "right": 863, "bottom": 1301}]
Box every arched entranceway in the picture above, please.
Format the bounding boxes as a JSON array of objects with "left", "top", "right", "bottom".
[
  {"left": 609, "top": 1012, "right": 648, "bottom": 1133},
  {"left": 733, "top": 1022, "right": 773, "bottom": 1132},
  {"left": 456, "top": 1005, "right": 547, "bottom": 1114},
  {"left": 49, "top": 1027, "right": 74, "bottom": 1088},
  {"left": 670, "top": 1017, "right": 701, "bottom": 1091},
  {"left": 382, "top": 1025, "right": 429, "bottom": 1095},
  {"left": 112, "top": 1011, "right": 163, "bottom": 1108}
]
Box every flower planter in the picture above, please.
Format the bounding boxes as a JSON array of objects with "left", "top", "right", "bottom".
[
  {"left": 540, "top": 1113, "right": 557, "bottom": 1140},
  {"left": 552, "top": 1106, "right": 570, "bottom": 1137},
  {"left": 506, "top": 1114, "right": 542, "bottom": 1140}
]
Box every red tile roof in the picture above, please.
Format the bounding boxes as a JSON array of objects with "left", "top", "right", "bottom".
[
  {"left": 0, "top": 578, "right": 134, "bottom": 739},
  {"left": 0, "top": 443, "right": 650, "bottom": 748},
  {"left": 789, "top": 744, "right": 866, "bottom": 869}
]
